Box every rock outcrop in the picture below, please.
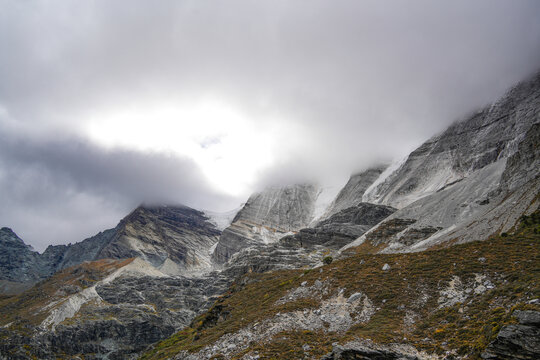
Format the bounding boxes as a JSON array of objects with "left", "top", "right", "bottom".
[
  {"left": 281, "top": 202, "right": 396, "bottom": 250},
  {"left": 320, "top": 166, "right": 387, "bottom": 220},
  {"left": 212, "top": 184, "right": 320, "bottom": 264},
  {"left": 346, "top": 71, "right": 540, "bottom": 252},
  {"left": 322, "top": 341, "right": 428, "bottom": 360},
  {"left": 0, "top": 227, "right": 41, "bottom": 283},
  {"left": 95, "top": 205, "right": 221, "bottom": 274},
  {"left": 0, "top": 227, "right": 44, "bottom": 294},
  {"left": 482, "top": 310, "right": 540, "bottom": 359},
  {"left": 1, "top": 204, "right": 222, "bottom": 295}
]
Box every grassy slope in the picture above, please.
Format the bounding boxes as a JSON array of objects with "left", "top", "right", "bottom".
[{"left": 142, "top": 211, "right": 540, "bottom": 360}]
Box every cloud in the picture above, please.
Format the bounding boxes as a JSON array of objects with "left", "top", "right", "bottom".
[
  {"left": 0, "top": 127, "right": 236, "bottom": 251},
  {"left": 0, "top": 0, "right": 539, "bottom": 248}
]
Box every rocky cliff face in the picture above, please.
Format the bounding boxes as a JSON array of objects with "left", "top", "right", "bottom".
[
  {"left": 346, "top": 71, "right": 540, "bottom": 252},
  {"left": 1, "top": 205, "right": 222, "bottom": 295},
  {"left": 482, "top": 310, "right": 540, "bottom": 360},
  {"left": 212, "top": 184, "right": 320, "bottom": 264},
  {"left": 0, "top": 227, "right": 40, "bottom": 282},
  {"left": 96, "top": 205, "right": 221, "bottom": 275},
  {"left": 0, "top": 257, "right": 233, "bottom": 359},
  {"left": 363, "top": 73, "right": 540, "bottom": 210},
  {"left": 319, "top": 166, "right": 387, "bottom": 220},
  {"left": 0, "top": 227, "right": 44, "bottom": 294}
]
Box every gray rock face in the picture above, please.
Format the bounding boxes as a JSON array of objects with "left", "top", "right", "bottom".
[
  {"left": 212, "top": 184, "right": 320, "bottom": 264},
  {"left": 322, "top": 341, "right": 424, "bottom": 360},
  {"left": 1, "top": 205, "right": 221, "bottom": 295},
  {"left": 320, "top": 166, "right": 387, "bottom": 220},
  {"left": 232, "top": 184, "right": 320, "bottom": 230},
  {"left": 96, "top": 205, "right": 220, "bottom": 273},
  {"left": 499, "top": 122, "right": 540, "bottom": 192},
  {"left": 345, "top": 71, "right": 540, "bottom": 252},
  {"left": 482, "top": 310, "right": 540, "bottom": 360},
  {"left": 219, "top": 203, "right": 395, "bottom": 280},
  {"left": 364, "top": 72, "right": 540, "bottom": 210},
  {"left": 0, "top": 270, "right": 233, "bottom": 360},
  {"left": 41, "top": 229, "right": 117, "bottom": 273},
  {"left": 0, "top": 227, "right": 41, "bottom": 283},
  {"left": 281, "top": 203, "right": 396, "bottom": 250}
]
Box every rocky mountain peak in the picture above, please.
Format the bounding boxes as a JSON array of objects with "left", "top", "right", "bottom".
[
  {"left": 211, "top": 183, "right": 321, "bottom": 264},
  {"left": 0, "top": 227, "right": 26, "bottom": 246}
]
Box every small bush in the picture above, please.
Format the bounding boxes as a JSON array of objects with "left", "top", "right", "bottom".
[{"left": 323, "top": 256, "right": 333, "bottom": 265}]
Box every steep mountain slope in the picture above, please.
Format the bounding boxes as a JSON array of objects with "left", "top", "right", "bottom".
[
  {"left": 0, "top": 257, "right": 233, "bottom": 359},
  {"left": 363, "top": 72, "right": 539, "bottom": 209},
  {"left": 212, "top": 184, "right": 320, "bottom": 264},
  {"left": 0, "top": 228, "right": 43, "bottom": 294},
  {"left": 318, "top": 166, "right": 387, "bottom": 221},
  {"left": 95, "top": 205, "right": 221, "bottom": 274},
  {"left": 0, "top": 206, "right": 228, "bottom": 358},
  {"left": 345, "top": 71, "right": 540, "bottom": 252},
  {"left": 0, "top": 205, "right": 222, "bottom": 295}
]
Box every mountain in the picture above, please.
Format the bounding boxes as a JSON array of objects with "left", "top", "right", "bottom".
[
  {"left": 363, "top": 73, "right": 539, "bottom": 209},
  {"left": 95, "top": 205, "right": 221, "bottom": 274},
  {"left": 142, "top": 210, "right": 540, "bottom": 360},
  {"left": 317, "top": 166, "right": 387, "bottom": 221},
  {"left": 139, "top": 72, "right": 539, "bottom": 359},
  {"left": 0, "top": 206, "right": 231, "bottom": 359},
  {"left": 343, "top": 72, "right": 540, "bottom": 252},
  {"left": 0, "top": 72, "right": 539, "bottom": 359},
  {"left": 212, "top": 184, "right": 320, "bottom": 264},
  {"left": 0, "top": 227, "right": 43, "bottom": 294},
  {"left": 0, "top": 205, "right": 222, "bottom": 294}
]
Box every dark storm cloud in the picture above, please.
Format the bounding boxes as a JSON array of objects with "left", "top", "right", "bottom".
[
  {"left": 0, "top": 0, "right": 539, "bottom": 249},
  {"left": 0, "top": 127, "right": 235, "bottom": 250}
]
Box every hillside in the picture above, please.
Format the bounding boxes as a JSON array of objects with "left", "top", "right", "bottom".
[{"left": 142, "top": 211, "right": 540, "bottom": 359}]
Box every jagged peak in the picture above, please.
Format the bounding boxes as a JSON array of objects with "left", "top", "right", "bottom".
[{"left": 0, "top": 227, "right": 30, "bottom": 248}]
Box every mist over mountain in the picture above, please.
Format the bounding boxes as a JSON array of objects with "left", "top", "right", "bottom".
[
  {"left": 1, "top": 69, "right": 539, "bottom": 360},
  {"left": 1, "top": 0, "right": 540, "bottom": 250},
  {"left": 0, "top": 2, "right": 540, "bottom": 359}
]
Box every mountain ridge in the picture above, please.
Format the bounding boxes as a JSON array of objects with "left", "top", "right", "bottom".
[{"left": 0, "top": 70, "right": 539, "bottom": 359}]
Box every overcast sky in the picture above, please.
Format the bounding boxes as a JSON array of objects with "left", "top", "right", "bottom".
[{"left": 1, "top": 0, "right": 539, "bottom": 251}]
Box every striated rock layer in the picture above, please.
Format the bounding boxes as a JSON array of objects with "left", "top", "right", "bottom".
[
  {"left": 345, "top": 71, "right": 540, "bottom": 252},
  {"left": 212, "top": 184, "right": 320, "bottom": 264},
  {"left": 0, "top": 205, "right": 222, "bottom": 294}
]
